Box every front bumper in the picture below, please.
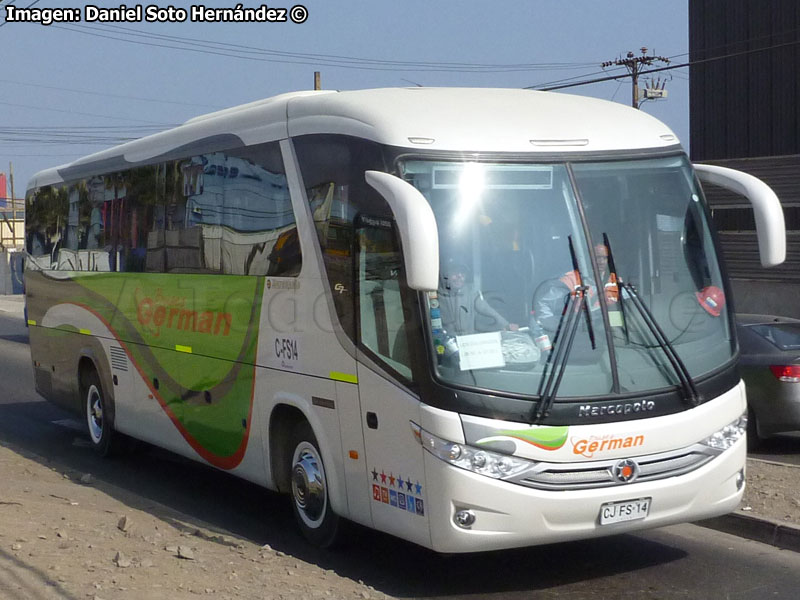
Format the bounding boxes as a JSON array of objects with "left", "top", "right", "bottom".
[{"left": 423, "top": 438, "right": 745, "bottom": 553}]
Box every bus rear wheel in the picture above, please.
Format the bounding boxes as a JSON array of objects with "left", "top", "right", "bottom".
[
  {"left": 82, "top": 368, "right": 118, "bottom": 457},
  {"left": 288, "top": 421, "right": 340, "bottom": 548}
]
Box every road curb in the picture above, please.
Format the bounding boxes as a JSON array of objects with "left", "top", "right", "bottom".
[{"left": 698, "top": 512, "right": 800, "bottom": 552}]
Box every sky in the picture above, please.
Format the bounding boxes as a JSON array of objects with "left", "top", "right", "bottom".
[{"left": 0, "top": 0, "right": 689, "bottom": 198}]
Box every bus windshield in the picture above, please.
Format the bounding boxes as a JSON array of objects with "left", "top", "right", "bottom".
[{"left": 399, "top": 155, "right": 733, "bottom": 400}]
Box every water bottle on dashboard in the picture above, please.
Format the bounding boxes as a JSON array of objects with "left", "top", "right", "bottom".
[{"left": 528, "top": 311, "right": 552, "bottom": 353}]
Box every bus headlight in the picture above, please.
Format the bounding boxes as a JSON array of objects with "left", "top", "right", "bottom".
[
  {"left": 411, "top": 422, "right": 531, "bottom": 479},
  {"left": 700, "top": 413, "right": 747, "bottom": 451}
]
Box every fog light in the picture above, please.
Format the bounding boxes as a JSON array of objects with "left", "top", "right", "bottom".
[
  {"left": 454, "top": 509, "right": 476, "bottom": 529},
  {"left": 736, "top": 469, "right": 745, "bottom": 491}
]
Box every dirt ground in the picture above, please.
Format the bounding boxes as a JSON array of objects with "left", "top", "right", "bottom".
[
  {"left": 740, "top": 458, "right": 800, "bottom": 524},
  {"left": 0, "top": 439, "right": 798, "bottom": 600},
  {"left": 0, "top": 442, "right": 388, "bottom": 600}
]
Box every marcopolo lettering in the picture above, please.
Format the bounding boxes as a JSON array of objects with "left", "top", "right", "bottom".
[{"left": 578, "top": 400, "right": 656, "bottom": 418}]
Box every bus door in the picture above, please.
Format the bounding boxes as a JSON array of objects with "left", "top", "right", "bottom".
[{"left": 354, "top": 216, "right": 431, "bottom": 545}]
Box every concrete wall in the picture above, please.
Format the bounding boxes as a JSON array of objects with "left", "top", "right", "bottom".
[{"left": 730, "top": 279, "right": 800, "bottom": 319}]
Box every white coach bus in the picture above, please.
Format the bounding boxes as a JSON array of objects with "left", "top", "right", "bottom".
[{"left": 24, "top": 88, "right": 785, "bottom": 552}]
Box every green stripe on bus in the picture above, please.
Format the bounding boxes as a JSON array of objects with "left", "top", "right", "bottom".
[
  {"left": 79, "top": 328, "right": 91, "bottom": 335},
  {"left": 54, "top": 273, "right": 264, "bottom": 460},
  {"left": 329, "top": 371, "right": 358, "bottom": 384},
  {"left": 27, "top": 319, "right": 36, "bottom": 326}
]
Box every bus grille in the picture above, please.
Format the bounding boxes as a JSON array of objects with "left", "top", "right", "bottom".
[
  {"left": 512, "top": 445, "right": 720, "bottom": 491},
  {"left": 109, "top": 346, "right": 128, "bottom": 372}
]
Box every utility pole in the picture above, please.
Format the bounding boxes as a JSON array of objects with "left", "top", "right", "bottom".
[
  {"left": 314, "top": 71, "right": 321, "bottom": 90},
  {"left": 8, "top": 162, "right": 16, "bottom": 248},
  {"left": 601, "top": 47, "right": 670, "bottom": 109}
]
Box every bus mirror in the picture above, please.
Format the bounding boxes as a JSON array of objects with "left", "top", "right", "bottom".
[
  {"left": 365, "top": 170, "right": 439, "bottom": 291},
  {"left": 694, "top": 164, "right": 786, "bottom": 267}
]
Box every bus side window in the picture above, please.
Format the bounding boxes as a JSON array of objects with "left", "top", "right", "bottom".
[
  {"left": 173, "top": 142, "right": 299, "bottom": 276},
  {"left": 26, "top": 185, "right": 69, "bottom": 271},
  {"left": 356, "top": 218, "right": 413, "bottom": 381},
  {"left": 294, "top": 134, "right": 388, "bottom": 342}
]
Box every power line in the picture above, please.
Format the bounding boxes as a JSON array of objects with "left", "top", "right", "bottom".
[
  {"left": 0, "top": 0, "right": 37, "bottom": 27},
  {"left": 0, "top": 152, "right": 93, "bottom": 157},
  {"left": 528, "top": 26, "right": 800, "bottom": 91},
  {"left": 50, "top": 22, "right": 598, "bottom": 73},
  {"left": 0, "top": 126, "right": 165, "bottom": 143},
  {"left": 0, "top": 99, "right": 176, "bottom": 126},
  {"left": 600, "top": 48, "right": 670, "bottom": 109},
  {"left": 0, "top": 125, "right": 174, "bottom": 131},
  {"left": 658, "top": 24, "right": 800, "bottom": 63},
  {"left": 0, "top": 78, "right": 223, "bottom": 109},
  {"left": 525, "top": 64, "right": 628, "bottom": 90},
  {"left": 78, "top": 22, "right": 598, "bottom": 70},
  {"left": 610, "top": 81, "right": 624, "bottom": 102},
  {"left": 532, "top": 37, "right": 800, "bottom": 93}
]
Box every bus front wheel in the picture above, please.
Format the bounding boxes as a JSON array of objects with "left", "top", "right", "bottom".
[
  {"left": 81, "top": 368, "right": 118, "bottom": 457},
  {"left": 288, "top": 421, "right": 340, "bottom": 547}
]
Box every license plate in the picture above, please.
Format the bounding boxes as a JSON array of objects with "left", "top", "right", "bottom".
[{"left": 599, "top": 498, "right": 651, "bottom": 525}]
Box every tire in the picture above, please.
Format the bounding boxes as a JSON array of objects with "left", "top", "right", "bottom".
[
  {"left": 82, "top": 368, "right": 119, "bottom": 457},
  {"left": 287, "top": 421, "right": 340, "bottom": 548},
  {"left": 746, "top": 406, "right": 762, "bottom": 452}
]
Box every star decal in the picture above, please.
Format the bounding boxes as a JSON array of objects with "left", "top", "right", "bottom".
[
  {"left": 397, "top": 476, "right": 404, "bottom": 489},
  {"left": 415, "top": 481, "right": 422, "bottom": 495},
  {"left": 371, "top": 467, "right": 378, "bottom": 481},
  {"left": 389, "top": 473, "right": 396, "bottom": 487},
  {"left": 380, "top": 470, "right": 387, "bottom": 484},
  {"left": 406, "top": 479, "right": 413, "bottom": 492}
]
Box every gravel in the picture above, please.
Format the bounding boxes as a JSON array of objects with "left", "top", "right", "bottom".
[
  {"left": 0, "top": 439, "right": 795, "bottom": 600},
  {"left": 0, "top": 443, "right": 389, "bottom": 600}
]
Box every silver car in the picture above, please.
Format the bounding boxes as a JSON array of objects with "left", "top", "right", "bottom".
[{"left": 737, "top": 314, "right": 800, "bottom": 449}]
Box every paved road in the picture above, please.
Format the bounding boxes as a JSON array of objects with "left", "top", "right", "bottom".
[
  {"left": 750, "top": 434, "right": 800, "bottom": 465},
  {"left": 2, "top": 310, "right": 800, "bottom": 598}
]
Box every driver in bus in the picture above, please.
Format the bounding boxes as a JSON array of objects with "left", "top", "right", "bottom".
[
  {"left": 439, "top": 261, "right": 519, "bottom": 336},
  {"left": 534, "top": 242, "right": 619, "bottom": 335}
]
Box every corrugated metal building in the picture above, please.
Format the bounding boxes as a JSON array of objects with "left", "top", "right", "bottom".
[{"left": 690, "top": 0, "right": 800, "bottom": 317}]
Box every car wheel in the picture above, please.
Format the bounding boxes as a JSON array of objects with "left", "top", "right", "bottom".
[
  {"left": 746, "top": 407, "right": 762, "bottom": 452},
  {"left": 288, "top": 421, "right": 340, "bottom": 548}
]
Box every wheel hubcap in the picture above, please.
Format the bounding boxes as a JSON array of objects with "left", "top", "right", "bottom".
[
  {"left": 291, "top": 444, "right": 326, "bottom": 527},
  {"left": 87, "top": 385, "right": 103, "bottom": 443}
]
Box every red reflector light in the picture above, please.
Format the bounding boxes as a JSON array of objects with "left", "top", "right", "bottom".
[{"left": 769, "top": 365, "right": 800, "bottom": 382}]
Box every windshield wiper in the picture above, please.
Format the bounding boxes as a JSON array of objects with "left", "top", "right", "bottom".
[
  {"left": 618, "top": 280, "right": 701, "bottom": 406},
  {"left": 535, "top": 286, "right": 586, "bottom": 420},
  {"left": 603, "top": 235, "right": 699, "bottom": 406},
  {"left": 534, "top": 236, "right": 591, "bottom": 420}
]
